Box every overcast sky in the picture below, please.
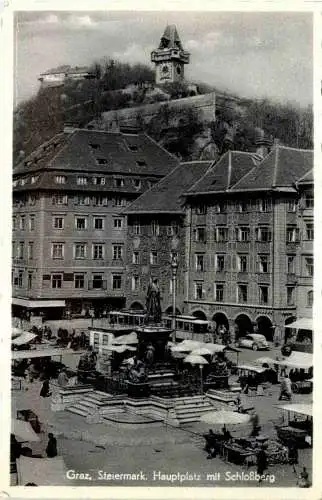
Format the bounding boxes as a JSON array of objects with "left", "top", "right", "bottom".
[{"left": 14, "top": 11, "right": 313, "bottom": 107}]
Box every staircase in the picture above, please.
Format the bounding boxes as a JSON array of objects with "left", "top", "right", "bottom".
[
  {"left": 66, "top": 390, "right": 124, "bottom": 418},
  {"left": 173, "top": 395, "right": 214, "bottom": 425}
]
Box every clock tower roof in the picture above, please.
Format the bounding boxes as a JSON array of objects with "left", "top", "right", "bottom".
[{"left": 159, "top": 24, "right": 183, "bottom": 50}]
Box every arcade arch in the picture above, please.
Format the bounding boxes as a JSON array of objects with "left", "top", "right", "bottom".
[
  {"left": 234, "top": 314, "right": 253, "bottom": 339},
  {"left": 256, "top": 315, "right": 273, "bottom": 341}
]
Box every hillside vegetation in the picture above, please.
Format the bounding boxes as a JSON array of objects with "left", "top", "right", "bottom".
[{"left": 13, "top": 58, "right": 313, "bottom": 163}]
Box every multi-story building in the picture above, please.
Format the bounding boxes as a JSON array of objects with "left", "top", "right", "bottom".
[
  {"left": 184, "top": 145, "right": 313, "bottom": 341},
  {"left": 124, "top": 161, "right": 211, "bottom": 313},
  {"left": 12, "top": 128, "right": 178, "bottom": 319}
]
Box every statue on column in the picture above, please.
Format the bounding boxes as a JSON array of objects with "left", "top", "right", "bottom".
[{"left": 145, "top": 278, "right": 162, "bottom": 324}]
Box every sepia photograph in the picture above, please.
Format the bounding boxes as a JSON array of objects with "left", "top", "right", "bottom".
[{"left": 6, "top": 4, "right": 315, "bottom": 493}]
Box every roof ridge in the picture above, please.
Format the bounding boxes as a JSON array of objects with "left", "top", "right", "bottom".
[
  {"left": 142, "top": 132, "right": 180, "bottom": 164},
  {"left": 47, "top": 130, "right": 76, "bottom": 168},
  {"left": 272, "top": 145, "right": 279, "bottom": 187},
  {"left": 276, "top": 144, "right": 313, "bottom": 153},
  {"left": 227, "top": 150, "right": 232, "bottom": 189},
  {"left": 186, "top": 157, "right": 218, "bottom": 193}
]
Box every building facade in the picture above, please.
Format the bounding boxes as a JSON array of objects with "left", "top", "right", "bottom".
[{"left": 12, "top": 128, "right": 178, "bottom": 319}]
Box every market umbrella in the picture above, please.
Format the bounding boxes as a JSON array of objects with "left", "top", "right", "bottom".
[
  {"left": 181, "top": 340, "right": 204, "bottom": 349},
  {"left": 191, "top": 347, "right": 213, "bottom": 357},
  {"left": 254, "top": 357, "right": 276, "bottom": 366},
  {"left": 12, "top": 418, "right": 40, "bottom": 443},
  {"left": 113, "top": 332, "right": 138, "bottom": 345},
  {"left": 12, "top": 332, "right": 37, "bottom": 346},
  {"left": 203, "top": 343, "right": 226, "bottom": 354},
  {"left": 184, "top": 354, "right": 208, "bottom": 393},
  {"left": 171, "top": 344, "right": 193, "bottom": 353},
  {"left": 200, "top": 410, "right": 252, "bottom": 426},
  {"left": 106, "top": 345, "right": 136, "bottom": 353}
]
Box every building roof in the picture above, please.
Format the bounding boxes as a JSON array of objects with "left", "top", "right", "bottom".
[
  {"left": 297, "top": 169, "right": 313, "bottom": 185},
  {"left": 125, "top": 161, "right": 212, "bottom": 214},
  {"left": 13, "top": 128, "right": 179, "bottom": 178},
  {"left": 159, "top": 25, "right": 184, "bottom": 50},
  {"left": 231, "top": 145, "right": 313, "bottom": 192},
  {"left": 40, "top": 65, "right": 91, "bottom": 76},
  {"left": 187, "top": 151, "right": 259, "bottom": 195}
]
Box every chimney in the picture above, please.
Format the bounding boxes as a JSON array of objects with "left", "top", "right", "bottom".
[{"left": 255, "top": 127, "right": 273, "bottom": 158}]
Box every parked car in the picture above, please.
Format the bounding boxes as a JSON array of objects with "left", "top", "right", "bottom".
[{"left": 236, "top": 334, "right": 269, "bottom": 351}]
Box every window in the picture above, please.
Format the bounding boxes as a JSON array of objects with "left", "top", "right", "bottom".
[
  {"left": 238, "top": 254, "right": 247, "bottom": 272},
  {"left": 94, "top": 217, "right": 104, "bottom": 230},
  {"left": 196, "top": 254, "right": 205, "bottom": 272},
  {"left": 195, "top": 227, "right": 206, "bottom": 242},
  {"left": 77, "top": 176, "right": 88, "bottom": 185},
  {"left": 29, "top": 215, "right": 35, "bottom": 231},
  {"left": 236, "top": 226, "right": 250, "bottom": 242},
  {"left": 114, "top": 178, "right": 124, "bottom": 187},
  {"left": 259, "top": 286, "right": 269, "bottom": 304},
  {"left": 19, "top": 216, "right": 25, "bottom": 231},
  {"left": 28, "top": 195, "right": 36, "bottom": 206},
  {"left": 214, "top": 227, "right": 228, "bottom": 242},
  {"left": 133, "top": 179, "right": 142, "bottom": 189},
  {"left": 287, "top": 255, "right": 295, "bottom": 274},
  {"left": 112, "top": 275, "right": 122, "bottom": 290},
  {"left": 31, "top": 176, "right": 38, "bottom": 184},
  {"left": 92, "top": 176, "right": 105, "bottom": 185},
  {"left": 133, "top": 221, "right": 141, "bottom": 235},
  {"left": 55, "top": 175, "right": 66, "bottom": 184},
  {"left": 12, "top": 216, "right": 17, "bottom": 230},
  {"left": 93, "top": 196, "right": 108, "bottom": 206},
  {"left": 114, "top": 218, "right": 123, "bottom": 229},
  {"left": 307, "top": 290, "right": 313, "bottom": 307},
  {"left": 18, "top": 242, "right": 24, "bottom": 259},
  {"left": 52, "top": 194, "right": 68, "bottom": 205},
  {"left": 304, "top": 257, "right": 314, "bottom": 277},
  {"left": 28, "top": 242, "right": 34, "bottom": 260},
  {"left": 259, "top": 255, "right": 269, "bottom": 273},
  {"left": 92, "top": 274, "right": 103, "bottom": 289},
  {"left": 259, "top": 199, "right": 272, "bottom": 212},
  {"left": 169, "top": 279, "right": 173, "bottom": 294},
  {"left": 305, "top": 223, "right": 314, "bottom": 240},
  {"left": 93, "top": 244, "right": 104, "bottom": 260},
  {"left": 53, "top": 216, "right": 64, "bottom": 229},
  {"left": 167, "top": 221, "right": 178, "bottom": 236},
  {"left": 74, "top": 243, "right": 87, "bottom": 259},
  {"left": 304, "top": 193, "right": 314, "bottom": 208},
  {"left": 151, "top": 220, "right": 160, "bottom": 236},
  {"left": 75, "top": 217, "right": 87, "bottom": 230},
  {"left": 27, "top": 272, "right": 33, "bottom": 290},
  {"left": 52, "top": 274, "right": 62, "bottom": 289},
  {"left": 150, "top": 251, "right": 158, "bottom": 265},
  {"left": 238, "top": 201, "right": 248, "bottom": 212},
  {"left": 237, "top": 284, "right": 248, "bottom": 303},
  {"left": 214, "top": 283, "right": 224, "bottom": 302},
  {"left": 256, "top": 226, "right": 272, "bottom": 242},
  {"left": 287, "top": 199, "right": 297, "bottom": 212},
  {"left": 12, "top": 241, "right": 16, "bottom": 259},
  {"left": 74, "top": 273, "right": 85, "bottom": 289},
  {"left": 113, "top": 245, "right": 123, "bottom": 260},
  {"left": 52, "top": 243, "right": 64, "bottom": 259},
  {"left": 196, "top": 205, "right": 207, "bottom": 215},
  {"left": 286, "top": 226, "right": 299, "bottom": 243},
  {"left": 132, "top": 276, "right": 140, "bottom": 292},
  {"left": 132, "top": 251, "right": 139, "bottom": 264},
  {"left": 115, "top": 197, "right": 125, "bottom": 207},
  {"left": 215, "top": 254, "right": 225, "bottom": 272},
  {"left": 214, "top": 202, "right": 226, "bottom": 213},
  {"left": 195, "top": 282, "right": 204, "bottom": 300},
  {"left": 18, "top": 270, "right": 23, "bottom": 288},
  {"left": 286, "top": 286, "right": 295, "bottom": 306},
  {"left": 76, "top": 195, "right": 90, "bottom": 206}
]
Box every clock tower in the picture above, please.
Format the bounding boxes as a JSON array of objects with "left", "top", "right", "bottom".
[{"left": 151, "top": 25, "right": 190, "bottom": 85}]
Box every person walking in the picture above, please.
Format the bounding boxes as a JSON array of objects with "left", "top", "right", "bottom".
[
  {"left": 46, "top": 433, "right": 57, "bottom": 458},
  {"left": 40, "top": 379, "right": 51, "bottom": 398},
  {"left": 257, "top": 445, "right": 267, "bottom": 484},
  {"left": 279, "top": 374, "right": 292, "bottom": 401},
  {"left": 287, "top": 439, "right": 299, "bottom": 474}
]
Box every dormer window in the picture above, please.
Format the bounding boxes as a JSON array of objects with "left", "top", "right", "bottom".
[
  {"left": 55, "top": 175, "right": 66, "bottom": 184},
  {"left": 89, "top": 142, "right": 100, "bottom": 150},
  {"left": 136, "top": 160, "right": 147, "bottom": 167},
  {"left": 96, "top": 158, "right": 108, "bottom": 165},
  {"left": 77, "top": 176, "right": 88, "bottom": 185},
  {"left": 128, "top": 144, "right": 138, "bottom": 152}
]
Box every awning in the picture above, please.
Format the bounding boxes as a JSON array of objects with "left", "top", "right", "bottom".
[
  {"left": 285, "top": 318, "right": 312, "bottom": 330},
  {"left": 279, "top": 351, "right": 312, "bottom": 369},
  {"left": 12, "top": 332, "right": 37, "bottom": 346},
  {"left": 16, "top": 456, "right": 68, "bottom": 485},
  {"left": 12, "top": 298, "right": 66, "bottom": 308},
  {"left": 112, "top": 332, "right": 138, "bottom": 345},
  {"left": 12, "top": 348, "right": 86, "bottom": 360},
  {"left": 12, "top": 418, "right": 40, "bottom": 442},
  {"left": 237, "top": 364, "right": 266, "bottom": 374},
  {"left": 275, "top": 403, "right": 313, "bottom": 417}
]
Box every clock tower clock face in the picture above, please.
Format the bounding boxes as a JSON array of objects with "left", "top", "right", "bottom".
[{"left": 159, "top": 63, "right": 172, "bottom": 80}]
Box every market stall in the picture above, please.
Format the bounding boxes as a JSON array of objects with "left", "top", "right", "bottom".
[{"left": 274, "top": 403, "right": 313, "bottom": 448}]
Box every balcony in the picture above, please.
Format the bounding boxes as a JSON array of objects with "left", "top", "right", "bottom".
[{"left": 88, "top": 280, "right": 107, "bottom": 291}]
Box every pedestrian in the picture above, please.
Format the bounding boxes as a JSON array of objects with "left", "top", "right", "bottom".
[
  {"left": 297, "top": 467, "right": 310, "bottom": 487},
  {"left": 279, "top": 374, "right": 292, "bottom": 401},
  {"left": 57, "top": 369, "right": 69, "bottom": 387},
  {"left": 40, "top": 379, "right": 51, "bottom": 398},
  {"left": 250, "top": 411, "right": 261, "bottom": 437},
  {"left": 46, "top": 433, "right": 57, "bottom": 458},
  {"left": 257, "top": 445, "right": 267, "bottom": 483},
  {"left": 287, "top": 439, "right": 299, "bottom": 474}
]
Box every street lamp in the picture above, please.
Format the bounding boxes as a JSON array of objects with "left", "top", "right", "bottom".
[{"left": 171, "top": 255, "right": 178, "bottom": 343}]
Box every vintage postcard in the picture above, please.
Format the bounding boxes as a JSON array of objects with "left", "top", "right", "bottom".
[{"left": 1, "top": 0, "right": 320, "bottom": 498}]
